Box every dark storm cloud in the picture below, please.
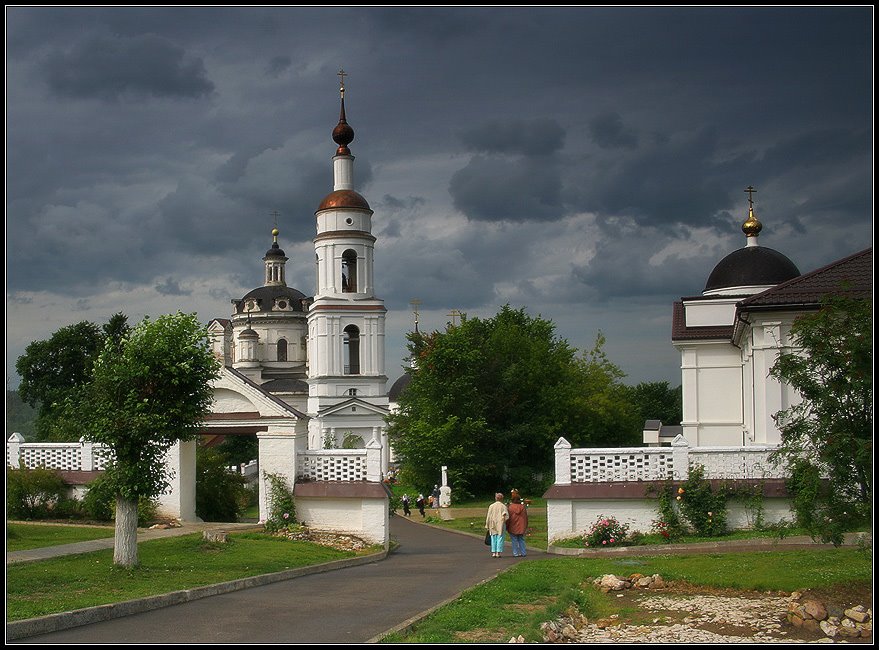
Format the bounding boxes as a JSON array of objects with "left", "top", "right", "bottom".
[
  {"left": 589, "top": 113, "right": 638, "bottom": 150},
  {"left": 266, "top": 55, "right": 292, "bottom": 78},
  {"left": 450, "top": 156, "right": 563, "bottom": 222},
  {"left": 42, "top": 33, "right": 214, "bottom": 101},
  {"left": 155, "top": 277, "right": 191, "bottom": 296},
  {"left": 458, "top": 119, "right": 565, "bottom": 156}
]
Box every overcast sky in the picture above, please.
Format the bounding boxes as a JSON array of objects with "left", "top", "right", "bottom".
[{"left": 5, "top": 6, "right": 873, "bottom": 391}]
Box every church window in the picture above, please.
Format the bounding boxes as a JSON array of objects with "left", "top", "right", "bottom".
[
  {"left": 343, "top": 325, "right": 360, "bottom": 374},
  {"left": 341, "top": 249, "right": 357, "bottom": 293},
  {"left": 347, "top": 388, "right": 358, "bottom": 396},
  {"left": 277, "top": 338, "right": 288, "bottom": 362}
]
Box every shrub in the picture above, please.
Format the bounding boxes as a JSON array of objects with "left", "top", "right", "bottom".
[
  {"left": 583, "top": 514, "right": 629, "bottom": 547},
  {"left": 263, "top": 472, "right": 296, "bottom": 533},
  {"left": 653, "top": 482, "right": 688, "bottom": 541},
  {"left": 6, "top": 464, "right": 70, "bottom": 519},
  {"left": 82, "top": 473, "right": 159, "bottom": 526},
  {"left": 677, "top": 464, "right": 728, "bottom": 536}
]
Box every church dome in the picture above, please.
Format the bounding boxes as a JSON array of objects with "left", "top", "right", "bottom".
[
  {"left": 264, "top": 242, "right": 286, "bottom": 258},
  {"left": 388, "top": 372, "right": 412, "bottom": 401},
  {"left": 317, "top": 189, "right": 371, "bottom": 212},
  {"left": 236, "top": 285, "right": 307, "bottom": 313},
  {"left": 704, "top": 246, "right": 800, "bottom": 293}
]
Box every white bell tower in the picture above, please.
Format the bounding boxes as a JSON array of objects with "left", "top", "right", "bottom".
[{"left": 306, "top": 71, "right": 389, "bottom": 454}]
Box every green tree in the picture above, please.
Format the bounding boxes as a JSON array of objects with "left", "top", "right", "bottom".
[
  {"left": 623, "top": 381, "right": 683, "bottom": 434},
  {"left": 769, "top": 294, "right": 872, "bottom": 545},
  {"left": 195, "top": 444, "right": 248, "bottom": 522},
  {"left": 387, "top": 306, "right": 639, "bottom": 498},
  {"left": 15, "top": 314, "right": 129, "bottom": 441},
  {"left": 70, "top": 312, "right": 220, "bottom": 566},
  {"left": 5, "top": 390, "right": 38, "bottom": 441}
]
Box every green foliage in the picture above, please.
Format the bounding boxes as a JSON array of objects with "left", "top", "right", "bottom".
[
  {"left": 653, "top": 483, "right": 687, "bottom": 541},
  {"left": 387, "top": 306, "right": 639, "bottom": 497},
  {"left": 583, "top": 514, "right": 629, "bottom": 547},
  {"left": 6, "top": 464, "right": 72, "bottom": 520},
  {"left": 769, "top": 294, "right": 872, "bottom": 543},
  {"left": 195, "top": 445, "right": 249, "bottom": 522},
  {"left": 624, "top": 381, "right": 682, "bottom": 429},
  {"left": 5, "top": 390, "right": 38, "bottom": 441},
  {"left": 676, "top": 465, "right": 728, "bottom": 536},
  {"left": 73, "top": 312, "right": 220, "bottom": 503},
  {"left": 81, "top": 474, "right": 159, "bottom": 526},
  {"left": 214, "top": 435, "right": 258, "bottom": 466},
  {"left": 15, "top": 314, "right": 130, "bottom": 442},
  {"left": 263, "top": 472, "right": 296, "bottom": 533}
]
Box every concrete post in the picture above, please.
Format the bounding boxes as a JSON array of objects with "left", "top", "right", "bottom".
[
  {"left": 671, "top": 434, "right": 690, "bottom": 480},
  {"left": 554, "top": 437, "right": 572, "bottom": 485},
  {"left": 7, "top": 432, "right": 24, "bottom": 468},
  {"left": 366, "top": 437, "right": 382, "bottom": 482},
  {"left": 79, "top": 437, "right": 94, "bottom": 471},
  {"left": 257, "top": 431, "right": 299, "bottom": 522}
]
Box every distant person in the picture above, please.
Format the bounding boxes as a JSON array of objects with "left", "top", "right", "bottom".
[
  {"left": 401, "top": 494, "right": 411, "bottom": 517},
  {"left": 416, "top": 494, "right": 426, "bottom": 518},
  {"left": 431, "top": 485, "right": 441, "bottom": 509},
  {"left": 506, "top": 489, "right": 529, "bottom": 557},
  {"left": 484, "top": 492, "right": 509, "bottom": 558}
]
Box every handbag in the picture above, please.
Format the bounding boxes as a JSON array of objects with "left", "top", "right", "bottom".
[{"left": 484, "top": 531, "right": 491, "bottom": 545}]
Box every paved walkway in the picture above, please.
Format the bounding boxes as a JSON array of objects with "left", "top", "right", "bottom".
[{"left": 7, "top": 516, "right": 869, "bottom": 644}]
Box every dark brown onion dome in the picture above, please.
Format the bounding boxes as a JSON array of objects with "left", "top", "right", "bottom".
[
  {"left": 704, "top": 247, "right": 800, "bottom": 293},
  {"left": 238, "top": 327, "right": 259, "bottom": 339},
  {"left": 333, "top": 96, "right": 355, "bottom": 155},
  {"left": 234, "top": 285, "right": 307, "bottom": 313},
  {"left": 317, "top": 189, "right": 371, "bottom": 211}
]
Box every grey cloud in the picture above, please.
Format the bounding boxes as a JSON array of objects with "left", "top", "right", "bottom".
[
  {"left": 589, "top": 112, "right": 638, "bottom": 150},
  {"left": 266, "top": 55, "right": 292, "bottom": 77},
  {"left": 450, "top": 156, "right": 563, "bottom": 222},
  {"left": 155, "top": 277, "right": 191, "bottom": 296},
  {"left": 458, "top": 118, "right": 565, "bottom": 157},
  {"left": 42, "top": 33, "right": 214, "bottom": 101}
]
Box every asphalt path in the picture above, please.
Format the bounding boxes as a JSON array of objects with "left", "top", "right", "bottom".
[{"left": 18, "top": 515, "right": 542, "bottom": 644}]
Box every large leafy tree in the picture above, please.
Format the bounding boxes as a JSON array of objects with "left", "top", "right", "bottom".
[
  {"left": 769, "top": 294, "right": 872, "bottom": 544},
  {"left": 71, "top": 312, "right": 220, "bottom": 567},
  {"left": 623, "top": 381, "right": 683, "bottom": 430},
  {"left": 15, "top": 314, "right": 130, "bottom": 441},
  {"left": 387, "top": 306, "right": 639, "bottom": 498}
]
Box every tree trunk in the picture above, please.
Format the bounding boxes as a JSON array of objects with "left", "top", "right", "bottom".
[{"left": 114, "top": 495, "right": 140, "bottom": 567}]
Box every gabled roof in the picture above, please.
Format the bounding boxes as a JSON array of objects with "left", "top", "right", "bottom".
[
  {"left": 318, "top": 397, "right": 390, "bottom": 418},
  {"left": 738, "top": 248, "right": 872, "bottom": 311}
]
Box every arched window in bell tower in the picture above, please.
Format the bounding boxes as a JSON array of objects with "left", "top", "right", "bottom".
[
  {"left": 343, "top": 325, "right": 360, "bottom": 374},
  {"left": 341, "top": 249, "right": 358, "bottom": 293},
  {"left": 277, "top": 338, "right": 288, "bottom": 362}
]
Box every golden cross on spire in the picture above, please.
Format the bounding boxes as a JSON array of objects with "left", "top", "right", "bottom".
[
  {"left": 338, "top": 69, "right": 347, "bottom": 97},
  {"left": 269, "top": 210, "right": 281, "bottom": 228},
  {"left": 744, "top": 185, "right": 757, "bottom": 209},
  {"left": 447, "top": 309, "right": 462, "bottom": 327},
  {"left": 410, "top": 299, "right": 422, "bottom": 332}
]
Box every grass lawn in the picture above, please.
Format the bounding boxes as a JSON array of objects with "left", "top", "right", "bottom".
[
  {"left": 7, "top": 523, "right": 115, "bottom": 551},
  {"left": 381, "top": 547, "right": 873, "bottom": 643},
  {"left": 6, "top": 532, "right": 376, "bottom": 622}
]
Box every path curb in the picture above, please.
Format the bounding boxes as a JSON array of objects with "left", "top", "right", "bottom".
[{"left": 6, "top": 549, "right": 388, "bottom": 641}]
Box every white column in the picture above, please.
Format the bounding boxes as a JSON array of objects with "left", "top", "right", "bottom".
[
  {"left": 80, "top": 437, "right": 94, "bottom": 471},
  {"left": 554, "top": 438, "right": 572, "bottom": 485},
  {"left": 257, "top": 431, "right": 299, "bottom": 522},
  {"left": 671, "top": 434, "right": 690, "bottom": 480},
  {"left": 7, "top": 432, "right": 24, "bottom": 468},
  {"left": 366, "top": 437, "right": 382, "bottom": 482}
]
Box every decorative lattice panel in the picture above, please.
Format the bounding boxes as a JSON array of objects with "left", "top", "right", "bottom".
[
  {"left": 570, "top": 451, "right": 674, "bottom": 482},
  {"left": 690, "top": 449, "right": 783, "bottom": 479},
  {"left": 20, "top": 445, "right": 82, "bottom": 471},
  {"left": 297, "top": 452, "right": 367, "bottom": 482},
  {"left": 92, "top": 446, "right": 114, "bottom": 470}
]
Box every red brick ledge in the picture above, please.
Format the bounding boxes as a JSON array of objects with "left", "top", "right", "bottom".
[
  {"left": 294, "top": 481, "right": 389, "bottom": 499},
  {"left": 543, "top": 479, "right": 789, "bottom": 500}
]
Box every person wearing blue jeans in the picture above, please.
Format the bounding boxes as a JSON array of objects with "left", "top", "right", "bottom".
[{"left": 484, "top": 492, "right": 509, "bottom": 558}]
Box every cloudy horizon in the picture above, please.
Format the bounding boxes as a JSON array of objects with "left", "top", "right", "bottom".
[{"left": 5, "top": 6, "right": 873, "bottom": 391}]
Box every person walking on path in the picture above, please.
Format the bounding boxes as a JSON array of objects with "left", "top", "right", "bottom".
[
  {"left": 431, "top": 485, "right": 441, "bottom": 510},
  {"left": 506, "top": 489, "right": 528, "bottom": 557},
  {"left": 416, "top": 494, "right": 426, "bottom": 518},
  {"left": 401, "top": 494, "right": 411, "bottom": 517},
  {"left": 484, "top": 492, "right": 509, "bottom": 558}
]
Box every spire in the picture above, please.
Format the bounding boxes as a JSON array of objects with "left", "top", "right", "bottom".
[
  {"left": 742, "top": 185, "right": 762, "bottom": 247},
  {"left": 332, "top": 69, "right": 355, "bottom": 156}
]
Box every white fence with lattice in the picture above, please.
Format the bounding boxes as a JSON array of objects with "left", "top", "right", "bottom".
[{"left": 7, "top": 433, "right": 113, "bottom": 472}]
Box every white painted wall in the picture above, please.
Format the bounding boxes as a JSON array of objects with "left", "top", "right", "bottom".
[{"left": 295, "top": 496, "right": 388, "bottom": 546}]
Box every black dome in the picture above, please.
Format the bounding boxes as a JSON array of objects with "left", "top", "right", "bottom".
[
  {"left": 264, "top": 242, "right": 286, "bottom": 258},
  {"left": 705, "top": 246, "right": 800, "bottom": 293},
  {"left": 388, "top": 372, "right": 413, "bottom": 401},
  {"left": 236, "top": 285, "right": 307, "bottom": 313}
]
